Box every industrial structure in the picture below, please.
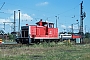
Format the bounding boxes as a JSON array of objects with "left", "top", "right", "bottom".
[{"left": 79, "top": 1, "right": 86, "bottom": 42}]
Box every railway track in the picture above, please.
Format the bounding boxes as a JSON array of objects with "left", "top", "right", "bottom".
[{"left": 0, "top": 43, "right": 24, "bottom": 49}]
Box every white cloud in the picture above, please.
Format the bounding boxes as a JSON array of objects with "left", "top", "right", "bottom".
[
  {"left": 60, "top": 24, "right": 79, "bottom": 31},
  {"left": 21, "top": 13, "right": 33, "bottom": 21},
  {"left": 5, "top": 9, "right": 33, "bottom": 21},
  {"left": 10, "top": 12, "right": 33, "bottom": 21},
  {"left": 61, "top": 24, "right": 66, "bottom": 29},
  {"left": 0, "top": 18, "right": 11, "bottom": 29},
  {"left": 68, "top": 26, "right": 72, "bottom": 29},
  {"left": 0, "top": 19, "right": 11, "bottom": 24},
  {"left": 36, "top": 2, "right": 49, "bottom": 6},
  {"left": 68, "top": 25, "right": 78, "bottom": 30}
]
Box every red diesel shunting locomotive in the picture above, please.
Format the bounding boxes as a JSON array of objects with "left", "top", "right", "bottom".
[
  {"left": 16, "top": 19, "right": 59, "bottom": 44},
  {"left": 15, "top": 19, "right": 81, "bottom": 44}
]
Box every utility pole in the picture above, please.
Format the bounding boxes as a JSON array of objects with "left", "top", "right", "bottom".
[
  {"left": 76, "top": 20, "right": 79, "bottom": 32},
  {"left": 71, "top": 24, "right": 73, "bottom": 38},
  {"left": 3, "top": 23, "right": 5, "bottom": 30},
  {"left": 79, "top": 1, "right": 86, "bottom": 43},
  {"left": 18, "top": 10, "right": 20, "bottom": 37},
  {"left": 55, "top": 16, "right": 57, "bottom": 28},
  {"left": 71, "top": 24, "right": 73, "bottom": 34},
  {"left": 18, "top": 10, "right": 20, "bottom": 31},
  {"left": 14, "top": 11, "right": 16, "bottom": 32}
]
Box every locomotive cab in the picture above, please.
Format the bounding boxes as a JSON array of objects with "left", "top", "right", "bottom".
[
  {"left": 48, "top": 23, "right": 54, "bottom": 28},
  {"left": 36, "top": 19, "right": 54, "bottom": 28}
]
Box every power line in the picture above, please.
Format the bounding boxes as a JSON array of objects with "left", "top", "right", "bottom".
[
  {"left": 0, "top": 2, "right": 5, "bottom": 10},
  {"left": 58, "top": 4, "right": 79, "bottom": 16},
  {"left": 0, "top": 2, "right": 80, "bottom": 25},
  {"left": 45, "top": 4, "right": 80, "bottom": 20},
  {"left": 0, "top": 2, "right": 80, "bottom": 23},
  {"left": 1, "top": 1, "right": 80, "bottom": 17}
]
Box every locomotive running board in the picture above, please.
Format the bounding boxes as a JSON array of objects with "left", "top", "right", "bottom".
[{"left": 34, "top": 37, "right": 59, "bottom": 39}]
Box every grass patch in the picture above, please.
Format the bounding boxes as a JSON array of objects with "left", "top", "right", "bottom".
[{"left": 0, "top": 42, "right": 90, "bottom": 60}]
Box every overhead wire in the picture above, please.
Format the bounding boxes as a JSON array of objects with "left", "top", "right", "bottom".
[
  {"left": 59, "top": 4, "right": 79, "bottom": 16},
  {"left": 0, "top": 1, "right": 80, "bottom": 21},
  {"left": 44, "top": 4, "right": 80, "bottom": 20},
  {"left": 0, "top": 2, "right": 5, "bottom": 10}
]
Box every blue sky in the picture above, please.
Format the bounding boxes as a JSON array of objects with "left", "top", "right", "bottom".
[{"left": 0, "top": 0, "right": 89, "bottom": 33}]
